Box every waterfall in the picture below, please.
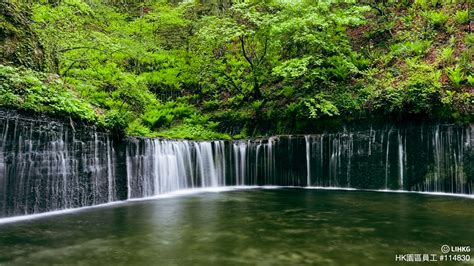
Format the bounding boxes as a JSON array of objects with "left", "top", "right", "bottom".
[
  {"left": 232, "top": 142, "right": 248, "bottom": 185},
  {"left": 433, "top": 126, "right": 441, "bottom": 192},
  {"left": 198, "top": 142, "right": 218, "bottom": 187},
  {"left": 255, "top": 141, "right": 262, "bottom": 185},
  {"left": 126, "top": 125, "right": 473, "bottom": 199},
  {"left": 0, "top": 119, "right": 8, "bottom": 213},
  {"left": 0, "top": 111, "right": 117, "bottom": 218},
  {"left": 384, "top": 128, "right": 392, "bottom": 189},
  {"left": 239, "top": 142, "right": 247, "bottom": 185},
  {"left": 398, "top": 131, "right": 404, "bottom": 189},
  {"left": 106, "top": 136, "right": 115, "bottom": 202},
  {"left": 305, "top": 135, "right": 311, "bottom": 186},
  {"left": 0, "top": 110, "right": 473, "bottom": 218}
]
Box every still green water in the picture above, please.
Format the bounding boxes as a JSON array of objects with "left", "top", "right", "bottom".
[{"left": 0, "top": 189, "right": 473, "bottom": 265}]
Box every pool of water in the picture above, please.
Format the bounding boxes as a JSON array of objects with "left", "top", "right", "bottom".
[{"left": 0, "top": 188, "right": 473, "bottom": 265}]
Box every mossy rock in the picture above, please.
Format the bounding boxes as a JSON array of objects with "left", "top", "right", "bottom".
[{"left": 0, "top": 1, "right": 48, "bottom": 71}]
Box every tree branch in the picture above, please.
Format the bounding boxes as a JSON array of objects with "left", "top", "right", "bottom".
[
  {"left": 239, "top": 35, "right": 254, "bottom": 69},
  {"left": 220, "top": 71, "right": 245, "bottom": 96},
  {"left": 59, "top": 46, "right": 104, "bottom": 53}
]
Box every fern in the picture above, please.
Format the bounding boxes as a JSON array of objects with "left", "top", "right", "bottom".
[
  {"left": 446, "top": 66, "right": 465, "bottom": 88},
  {"left": 439, "top": 47, "right": 454, "bottom": 64},
  {"left": 467, "top": 75, "right": 474, "bottom": 86},
  {"left": 424, "top": 11, "right": 449, "bottom": 28},
  {"left": 455, "top": 10, "right": 469, "bottom": 25}
]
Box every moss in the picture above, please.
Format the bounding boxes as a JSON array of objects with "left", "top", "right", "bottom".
[
  {"left": 0, "top": 2, "right": 52, "bottom": 72},
  {"left": 0, "top": 64, "right": 99, "bottom": 122},
  {"left": 152, "top": 124, "right": 232, "bottom": 140}
]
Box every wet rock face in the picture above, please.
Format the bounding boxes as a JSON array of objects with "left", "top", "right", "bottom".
[
  {"left": 0, "top": 109, "right": 473, "bottom": 218},
  {"left": 0, "top": 2, "right": 50, "bottom": 71},
  {"left": 126, "top": 125, "right": 474, "bottom": 198},
  {"left": 0, "top": 110, "right": 126, "bottom": 218}
]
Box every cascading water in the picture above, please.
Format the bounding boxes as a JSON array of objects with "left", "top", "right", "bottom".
[
  {"left": 305, "top": 135, "right": 311, "bottom": 186},
  {"left": 1, "top": 109, "right": 473, "bottom": 219},
  {"left": 0, "top": 111, "right": 118, "bottom": 218},
  {"left": 126, "top": 125, "right": 473, "bottom": 198}
]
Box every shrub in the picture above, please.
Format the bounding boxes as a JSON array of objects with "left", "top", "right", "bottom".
[
  {"left": 361, "top": 85, "right": 404, "bottom": 114},
  {"left": 446, "top": 66, "right": 465, "bottom": 88},
  {"left": 304, "top": 94, "right": 340, "bottom": 119},
  {"left": 103, "top": 109, "right": 128, "bottom": 135},
  {"left": 464, "top": 34, "right": 474, "bottom": 48},
  {"left": 424, "top": 11, "right": 449, "bottom": 28},
  {"left": 455, "top": 10, "right": 469, "bottom": 24},
  {"left": 442, "top": 91, "right": 474, "bottom": 117},
  {"left": 0, "top": 64, "right": 98, "bottom": 122},
  {"left": 155, "top": 124, "right": 231, "bottom": 140},
  {"left": 439, "top": 47, "right": 454, "bottom": 65},
  {"left": 390, "top": 41, "right": 431, "bottom": 57},
  {"left": 466, "top": 75, "right": 474, "bottom": 86},
  {"left": 414, "top": 0, "right": 440, "bottom": 9},
  {"left": 126, "top": 119, "right": 152, "bottom": 136},
  {"left": 403, "top": 70, "right": 442, "bottom": 113}
]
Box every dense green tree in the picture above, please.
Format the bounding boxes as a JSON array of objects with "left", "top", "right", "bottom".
[{"left": 0, "top": 0, "right": 472, "bottom": 139}]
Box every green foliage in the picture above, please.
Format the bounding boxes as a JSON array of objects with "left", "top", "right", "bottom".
[
  {"left": 454, "top": 10, "right": 469, "bottom": 24},
  {"left": 0, "top": 64, "right": 97, "bottom": 121},
  {"left": 126, "top": 119, "right": 152, "bottom": 136},
  {"left": 467, "top": 75, "right": 474, "bottom": 86},
  {"left": 305, "top": 94, "right": 340, "bottom": 119},
  {"left": 465, "top": 34, "right": 474, "bottom": 47},
  {"left": 273, "top": 57, "right": 313, "bottom": 79},
  {"left": 103, "top": 109, "right": 128, "bottom": 135},
  {"left": 414, "top": 0, "right": 434, "bottom": 10},
  {"left": 390, "top": 41, "right": 431, "bottom": 57},
  {"left": 141, "top": 102, "right": 195, "bottom": 129},
  {"left": 0, "top": 0, "right": 472, "bottom": 139},
  {"left": 0, "top": 2, "right": 49, "bottom": 71},
  {"left": 439, "top": 47, "right": 454, "bottom": 64},
  {"left": 441, "top": 90, "right": 474, "bottom": 118},
  {"left": 154, "top": 124, "right": 232, "bottom": 140},
  {"left": 446, "top": 66, "right": 465, "bottom": 88},
  {"left": 402, "top": 61, "right": 442, "bottom": 113},
  {"left": 424, "top": 11, "right": 449, "bottom": 28},
  {"left": 327, "top": 56, "right": 358, "bottom": 81}
]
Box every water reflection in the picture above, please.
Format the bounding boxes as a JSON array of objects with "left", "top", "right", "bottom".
[{"left": 1, "top": 189, "right": 472, "bottom": 265}]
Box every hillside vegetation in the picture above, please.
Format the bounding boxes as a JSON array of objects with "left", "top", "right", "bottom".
[{"left": 0, "top": 0, "right": 472, "bottom": 139}]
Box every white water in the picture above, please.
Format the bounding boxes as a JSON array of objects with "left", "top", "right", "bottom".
[
  {"left": 398, "top": 131, "right": 404, "bottom": 189},
  {"left": 1, "top": 111, "right": 473, "bottom": 219},
  {"left": 305, "top": 135, "right": 311, "bottom": 186},
  {"left": 2, "top": 185, "right": 473, "bottom": 225},
  {"left": 385, "top": 128, "right": 392, "bottom": 189},
  {"left": 0, "top": 117, "right": 116, "bottom": 217},
  {"left": 127, "top": 126, "right": 473, "bottom": 199}
]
